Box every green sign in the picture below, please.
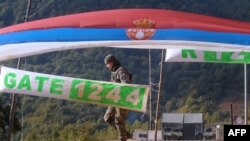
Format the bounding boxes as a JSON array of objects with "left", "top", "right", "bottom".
[
  {"left": 166, "top": 49, "right": 250, "bottom": 63},
  {"left": 0, "top": 66, "right": 149, "bottom": 112}
]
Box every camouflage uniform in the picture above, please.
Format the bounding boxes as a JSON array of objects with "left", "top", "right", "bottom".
[{"left": 104, "top": 55, "right": 131, "bottom": 141}]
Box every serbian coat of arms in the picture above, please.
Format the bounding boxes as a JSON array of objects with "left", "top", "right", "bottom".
[{"left": 126, "top": 19, "right": 156, "bottom": 40}]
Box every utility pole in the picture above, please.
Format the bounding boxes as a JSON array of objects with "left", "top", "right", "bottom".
[
  {"left": 154, "top": 49, "right": 164, "bottom": 141},
  {"left": 230, "top": 103, "right": 233, "bottom": 125},
  {"left": 7, "top": 1, "right": 32, "bottom": 141},
  {"left": 148, "top": 49, "right": 152, "bottom": 130},
  {"left": 244, "top": 64, "right": 248, "bottom": 125}
]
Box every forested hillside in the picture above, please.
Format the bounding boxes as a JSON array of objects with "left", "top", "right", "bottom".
[{"left": 1, "top": 0, "right": 250, "bottom": 140}]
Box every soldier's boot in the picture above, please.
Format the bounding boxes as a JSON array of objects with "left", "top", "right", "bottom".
[
  {"left": 116, "top": 122, "right": 127, "bottom": 141},
  {"left": 126, "top": 131, "right": 132, "bottom": 139},
  {"left": 115, "top": 108, "right": 128, "bottom": 141}
]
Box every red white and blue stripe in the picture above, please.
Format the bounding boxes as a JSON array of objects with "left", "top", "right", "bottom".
[{"left": 1, "top": 9, "right": 250, "bottom": 61}]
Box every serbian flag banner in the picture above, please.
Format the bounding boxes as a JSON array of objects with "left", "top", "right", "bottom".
[{"left": 1, "top": 9, "right": 250, "bottom": 62}]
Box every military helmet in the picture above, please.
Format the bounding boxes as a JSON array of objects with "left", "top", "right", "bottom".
[{"left": 104, "top": 54, "right": 117, "bottom": 64}]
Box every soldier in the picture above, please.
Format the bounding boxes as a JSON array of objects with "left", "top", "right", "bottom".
[{"left": 103, "top": 54, "right": 132, "bottom": 141}]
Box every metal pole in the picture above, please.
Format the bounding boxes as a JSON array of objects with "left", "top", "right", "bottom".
[
  {"left": 244, "top": 63, "right": 248, "bottom": 125},
  {"left": 154, "top": 49, "right": 164, "bottom": 141},
  {"left": 230, "top": 103, "right": 233, "bottom": 125},
  {"left": 24, "top": 0, "right": 32, "bottom": 22},
  {"left": 148, "top": 49, "right": 152, "bottom": 130},
  {"left": 7, "top": 60, "right": 21, "bottom": 141},
  {"left": 7, "top": 1, "right": 32, "bottom": 141}
]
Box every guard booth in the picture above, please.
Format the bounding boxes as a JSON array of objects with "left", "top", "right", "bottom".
[
  {"left": 162, "top": 113, "right": 203, "bottom": 140},
  {"left": 183, "top": 113, "right": 203, "bottom": 140}
]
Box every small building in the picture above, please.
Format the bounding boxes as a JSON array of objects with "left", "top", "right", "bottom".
[
  {"left": 183, "top": 113, "right": 203, "bottom": 139},
  {"left": 162, "top": 113, "right": 203, "bottom": 140}
]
